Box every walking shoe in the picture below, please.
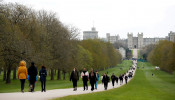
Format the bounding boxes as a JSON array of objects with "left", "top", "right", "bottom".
[{"left": 73, "top": 88, "right": 76, "bottom": 91}]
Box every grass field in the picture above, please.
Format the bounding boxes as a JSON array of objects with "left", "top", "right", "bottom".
[
  {"left": 0, "top": 60, "right": 132, "bottom": 93},
  {"left": 54, "top": 62, "right": 175, "bottom": 100}
]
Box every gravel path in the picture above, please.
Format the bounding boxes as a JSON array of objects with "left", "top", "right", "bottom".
[{"left": 133, "top": 49, "right": 138, "bottom": 58}]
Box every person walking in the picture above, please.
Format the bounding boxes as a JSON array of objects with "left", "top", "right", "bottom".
[
  {"left": 17, "top": 60, "right": 28, "bottom": 93},
  {"left": 81, "top": 68, "right": 89, "bottom": 91},
  {"left": 70, "top": 68, "right": 79, "bottom": 91},
  {"left": 101, "top": 75, "right": 103, "bottom": 84},
  {"left": 95, "top": 71, "right": 99, "bottom": 90},
  {"left": 28, "top": 62, "right": 38, "bottom": 92},
  {"left": 102, "top": 73, "right": 110, "bottom": 90},
  {"left": 39, "top": 65, "right": 47, "bottom": 92},
  {"left": 111, "top": 73, "right": 116, "bottom": 88},
  {"left": 125, "top": 75, "right": 128, "bottom": 84},
  {"left": 89, "top": 68, "right": 96, "bottom": 91},
  {"left": 119, "top": 74, "right": 123, "bottom": 85},
  {"left": 115, "top": 75, "right": 118, "bottom": 85}
]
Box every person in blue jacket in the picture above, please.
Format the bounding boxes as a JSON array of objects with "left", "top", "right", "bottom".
[
  {"left": 39, "top": 65, "right": 47, "bottom": 92},
  {"left": 95, "top": 71, "right": 99, "bottom": 89}
]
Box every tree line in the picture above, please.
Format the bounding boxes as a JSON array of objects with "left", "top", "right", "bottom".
[
  {"left": 113, "top": 42, "right": 132, "bottom": 59},
  {"left": 147, "top": 40, "right": 175, "bottom": 73},
  {"left": 0, "top": 3, "right": 122, "bottom": 83},
  {"left": 140, "top": 44, "right": 155, "bottom": 60}
]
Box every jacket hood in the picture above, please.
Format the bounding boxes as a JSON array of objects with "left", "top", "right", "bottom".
[
  {"left": 31, "top": 62, "right": 35, "bottom": 67},
  {"left": 20, "top": 61, "right": 26, "bottom": 66}
]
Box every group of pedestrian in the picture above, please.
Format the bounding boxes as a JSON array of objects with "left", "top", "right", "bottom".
[
  {"left": 17, "top": 60, "right": 47, "bottom": 93},
  {"left": 107, "top": 65, "right": 136, "bottom": 89},
  {"left": 17, "top": 60, "right": 136, "bottom": 93},
  {"left": 110, "top": 73, "right": 128, "bottom": 87},
  {"left": 69, "top": 65, "right": 136, "bottom": 91},
  {"left": 70, "top": 68, "right": 99, "bottom": 91}
]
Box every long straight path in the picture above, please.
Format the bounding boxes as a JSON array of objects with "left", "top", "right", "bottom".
[
  {"left": 133, "top": 49, "right": 138, "bottom": 59},
  {"left": 0, "top": 61, "right": 137, "bottom": 100}
]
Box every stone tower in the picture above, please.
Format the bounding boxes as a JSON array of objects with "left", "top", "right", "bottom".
[
  {"left": 127, "top": 33, "right": 133, "bottom": 49},
  {"left": 138, "top": 33, "right": 143, "bottom": 49},
  {"left": 83, "top": 27, "right": 98, "bottom": 40},
  {"left": 106, "top": 33, "right": 110, "bottom": 42},
  {"left": 169, "top": 31, "right": 175, "bottom": 42}
]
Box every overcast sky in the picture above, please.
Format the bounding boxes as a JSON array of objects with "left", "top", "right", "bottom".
[{"left": 2, "top": 0, "right": 175, "bottom": 39}]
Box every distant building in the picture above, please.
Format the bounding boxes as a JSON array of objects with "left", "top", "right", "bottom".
[
  {"left": 127, "top": 32, "right": 169, "bottom": 49},
  {"left": 127, "top": 33, "right": 144, "bottom": 49},
  {"left": 83, "top": 27, "right": 98, "bottom": 40},
  {"left": 118, "top": 47, "right": 126, "bottom": 59},
  {"left": 168, "top": 31, "right": 175, "bottom": 42},
  {"left": 106, "top": 33, "right": 120, "bottom": 44},
  {"left": 106, "top": 31, "right": 175, "bottom": 49}
]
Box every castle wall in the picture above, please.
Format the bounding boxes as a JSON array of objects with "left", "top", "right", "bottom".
[
  {"left": 127, "top": 33, "right": 133, "bottom": 49},
  {"left": 138, "top": 33, "right": 143, "bottom": 49}
]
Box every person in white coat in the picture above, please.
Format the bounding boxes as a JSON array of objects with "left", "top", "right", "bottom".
[{"left": 81, "top": 68, "right": 89, "bottom": 91}]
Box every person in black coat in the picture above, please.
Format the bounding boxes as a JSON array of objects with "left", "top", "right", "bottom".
[
  {"left": 70, "top": 68, "right": 79, "bottom": 91},
  {"left": 119, "top": 74, "right": 123, "bottom": 85},
  {"left": 28, "top": 62, "right": 38, "bottom": 92},
  {"left": 102, "top": 73, "right": 110, "bottom": 90},
  {"left": 125, "top": 75, "right": 128, "bottom": 84},
  {"left": 111, "top": 73, "right": 116, "bottom": 88},
  {"left": 89, "top": 68, "right": 96, "bottom": 91},
  {"left": 115, "top": 75, "right": 118, "bottom": 85},
  {"left": 39, "top": 65, "right": 47, "bottom": 92}
]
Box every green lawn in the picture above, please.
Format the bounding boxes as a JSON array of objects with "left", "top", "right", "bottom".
[
  {"left": 137, "top": 49, "right": 142, "bottom": 59},
  {"left": 0, "top": 60, "right": 132, "bottom": 93},
  {"left": 54, "top": 62, "right": 175, "bottom": 100}
]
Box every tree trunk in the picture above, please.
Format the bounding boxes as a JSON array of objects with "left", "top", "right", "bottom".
[
  {"left": 68, "top": 72, "right": 71, "bottom": 79},
  {"left": 3, "top": 69, "right": 6, "bottom": 81},
  {"left": 48, "top": 69, "right": 51, "bottom": 76},
  {"left": 57, "top": 69, "right": 61, "bottom": 80},
  {"left": 13, "top": 68, "right": 16, "bottom": 80},
  {"left": 63, "top": 71, "right": 66, "bottom": 80},
  {"left": 6, "top": 66, "right": 11, "bottom": 84},
  {"left": 54, "top": 69, "right": 56, "bottom": 75},
  {"left": 50, "top": 69, "right": 54, "bottom": 80}
]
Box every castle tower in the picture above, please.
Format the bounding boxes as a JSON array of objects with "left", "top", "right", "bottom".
[
  {"left": 106, "top": 33, "right": 110, "bottom": 42},
  {"left": 83, "top": 27, "right": 98, "bottom": 40},
  {"left": 169, "top": 31, "right": 175, "bottom": 42},
  {"left": 92, "top": 27, "right": 96, "bottom": 31},
  {"left": 138, "top": 32, "right": 143, "bottom": 49},
  {"left": 127, "top": 32, "right": 133, "bottom": 49}
]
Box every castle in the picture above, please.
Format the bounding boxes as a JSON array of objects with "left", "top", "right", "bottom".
[
  {"left": 106, "top": 31, "right": 175, "bottom": 49},
  {"left": 127, "top": 33, "right": 167, "bottom": 49},
  {"left": 83, "top": 27, "right": 175, "bottom": 49}
]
